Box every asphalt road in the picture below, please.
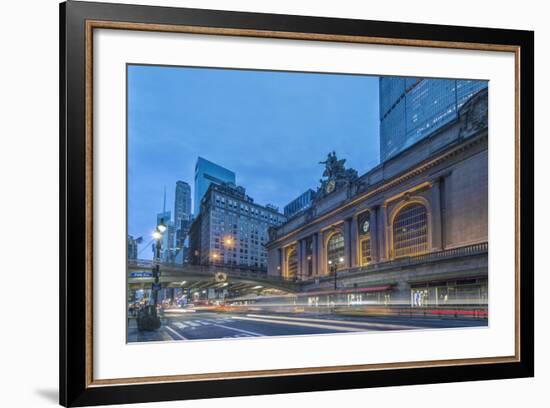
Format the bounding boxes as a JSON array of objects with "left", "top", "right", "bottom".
[{"left": 127, "top": 310, "right": 487, "bottom": 342}]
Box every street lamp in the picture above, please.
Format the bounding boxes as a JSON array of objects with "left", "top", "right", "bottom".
[
  {"left": 328, "top": 259, "right": 337, "bottom": 289},
  {"left": 151, "top": 221, "right": 166, "bottom": 316},
  {"left": 329, "top": 257, "right": 345, "bottom": 311}
]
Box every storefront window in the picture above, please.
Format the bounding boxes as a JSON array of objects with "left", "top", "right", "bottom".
[
  {"left": 411, "top": 280, "right": 488, "bottom": 307},
  {"left": 411, "top": 288, "right": 430, "bottom": 307}
]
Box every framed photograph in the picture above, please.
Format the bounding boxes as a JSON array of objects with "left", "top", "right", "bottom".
[{"left": 60, "top": 1, "right": 534, "bottom": 406}]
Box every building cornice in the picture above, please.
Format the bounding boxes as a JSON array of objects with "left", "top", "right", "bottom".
[{"left": 266, "top": 130, "right": 487, "bottom": 248}]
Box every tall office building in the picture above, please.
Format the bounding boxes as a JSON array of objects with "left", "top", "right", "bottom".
[
  {"left": 284, "top": 189, "right": 315, "bottom": 218},
  {"left": 155, "top": 210, "right": 175, "bottom": 262},
  {"left": 174, "top": 181, "right": 192, "bottom": 228},
  {"left": 379, "top": 77, "right": 488, "bottom": 162},
  {"left": 189, "top": 182, "right": 286, "bottom": 270},
  {"left": 194, "top": 157, "right": 236, "bottom": 215},
  {"left": 127, "top": 235, "right": 139, "bottom": 260},
  {"left": 174, "top": 180, "right": 192, "bottom": 252}
]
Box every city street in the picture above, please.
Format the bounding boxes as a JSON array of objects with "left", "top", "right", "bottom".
[{"left": 127, "top": 309, "right": 487, "bottom": 342}]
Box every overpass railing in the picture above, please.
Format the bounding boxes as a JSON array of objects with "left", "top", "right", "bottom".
[{"left": 128, "top": 260, "right": 292, "bottom": 284}]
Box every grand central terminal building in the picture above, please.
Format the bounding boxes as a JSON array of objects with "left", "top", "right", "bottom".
[{"left": 266, "top": 89, "right": 489, "bottom": 310}]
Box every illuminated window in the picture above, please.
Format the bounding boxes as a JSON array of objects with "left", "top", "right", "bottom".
[
  {"left": 287, "top": 248, "right": 298, "bottom": 279},
  {"left": 358, "top": 211, "right": 371, "bottom": 265},
  {"left": 360, "top": 238, "right": 371, "bottom": 265},
  {"left": 392, "top": 203, "right": 428, "bottom": 258},
  {"left": 327, "top": 232, "right": 345, "bottom": 272}
]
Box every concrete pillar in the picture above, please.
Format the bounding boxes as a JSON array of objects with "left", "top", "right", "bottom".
[
  {"left": 370, "top": 208, "right": 379, "bottom": 262},
  {"left": 431, "top": 179, "right": 443, "bottom": 251},
  {"left": 378, "top": 205, "right": 388, "bottom": 261}
]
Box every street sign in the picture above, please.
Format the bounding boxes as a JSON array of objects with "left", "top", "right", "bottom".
[
  {"left": 151, "top": 282, "right": 162, "bottom": 291},
  {"left": 130, "top": 271, "right": 153, "bottom": 278}
]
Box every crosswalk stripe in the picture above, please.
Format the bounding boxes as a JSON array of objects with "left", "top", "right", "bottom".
[
  {"left": 212, "top": 323, "right": 263, "bottom": 337},
  {"left": 196, "top": 320, "right": 211, "bottom": 325},
  {"left": 165, "top": 326, "right": 187, "bottom": 340}
]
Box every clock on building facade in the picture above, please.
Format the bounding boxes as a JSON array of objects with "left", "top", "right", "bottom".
[
  {"left": 358, "top": 211, "right": 370, "bottom": 236},
  {"left": 325, "top": 179, "right": 336, "bottom": 194}
]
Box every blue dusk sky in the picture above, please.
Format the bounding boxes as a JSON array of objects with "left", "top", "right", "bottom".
[{"left": 128, "top": 64, "right": 380, "bottom": 249}]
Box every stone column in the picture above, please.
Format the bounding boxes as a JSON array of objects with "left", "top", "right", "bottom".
[
  {"left": 350, "top": 216, "right": 358, "bottom": 267},
  {"left": 299, "top": 239, "right": 308, "bottom": 280},
  {"left": 370, "top": 208, "right": 379, "bottom": 262},
  {"left": 378, "top": 205, "right": 388, "bottom": 261},
  {"left": 280, "top": 247, "right": 287, "bottom": 278},
  {"left": 277, "top": 247, "right": 282, "bottom": 277},
  {"left": 296, "top": 240, "right": 303, "bottom": 280},
  {"left": 431, "top": 178, "right": 443, "bottom": 251},
  {"left": 317, "top": 231, "right": 326, "bottom": 276},
  {"left": 343, "top": 219, "right": 350, "bottom": 268},
  {"left": 311, "top": 233, "right": 318, "bottom": 276}
]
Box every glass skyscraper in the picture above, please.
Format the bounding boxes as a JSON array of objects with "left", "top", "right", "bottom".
[
  {"left": 156, "top": 210, "right": 175, "bottom": 262},
  {"left": 174, "top": 181, "right": 192, "bottom": 226},
  {"left": 284, "top": 189, "right": 315, "bottom": 218},
  {"left": 379, "top": 77, "right": 488, "bottom": 162},
  {"left": 174, "top": 180, "right": 192, "bottom": 250},
  {"left": 194, "top": 157, "right": 236, "bottom": 215}
]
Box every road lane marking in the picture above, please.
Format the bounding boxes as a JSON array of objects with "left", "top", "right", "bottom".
[
  {"left": 211, "top": 323, "right": 263, "bottom": 337},
  {"left": 232, "top": 316, "right": 365, "bottom": 332},
  {"left": 187, "top": 321, "right": 200, "bottom": 327},
  {"left": 165, "top": 326, "right": 187, "bottom": 340},
  {"left": 159, "top": 331, "right": 175, "bottom": 342},
  {"left": 173, "top": 322, "right": 187, "bottom": 329},
  {"left": 196, "top": 320, "right": 211, "bottom": 325},
  {"left": 222, "top": 334, "right": 252, "bottom": 338},
  {"left": 244, "top": 314, "right": 421, "bottom": 330}
]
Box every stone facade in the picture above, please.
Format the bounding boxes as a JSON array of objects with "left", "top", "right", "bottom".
[
  {"left": 189, "top": 182, "right": 286, "bottom": 270},
  {"left": 266, "top": 89, "right": 489, "bottom": 306}
]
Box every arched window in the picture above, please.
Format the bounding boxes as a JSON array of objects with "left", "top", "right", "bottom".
[
  {"left": 393, "top": 203, "right": 428, "bottom": 258},
  {"left": 287, "top": 248, "right": 298, "bottom": 279},
  {"left": 327, "top": 232, "right": 345, "bottom": 272}
]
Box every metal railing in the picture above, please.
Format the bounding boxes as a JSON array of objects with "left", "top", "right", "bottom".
[
  {"left": 305, "top": 242, "right": 488, "bottom": 283},
  {"left": 128, "top": 260, "right": 292, "bottom": 284}
]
